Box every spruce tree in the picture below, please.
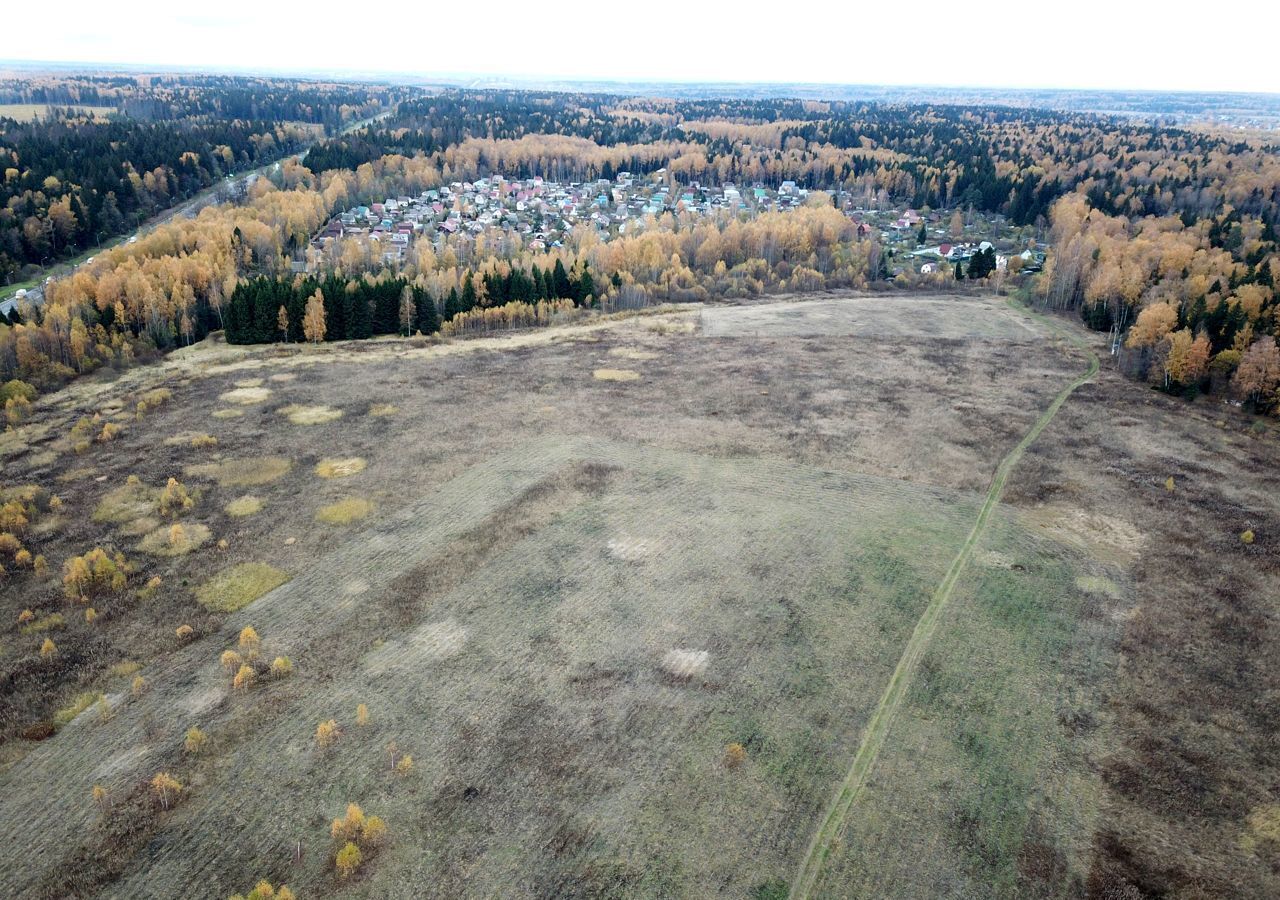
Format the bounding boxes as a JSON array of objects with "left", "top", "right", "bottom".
[{"left": 461, "top": 274, "right": 477, "bottom": 312}]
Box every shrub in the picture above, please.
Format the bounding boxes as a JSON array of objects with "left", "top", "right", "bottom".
[
  {"left": 99, "top": 422, "right": 121, "bottom": 442},
  {"left": 150, "top": 772, "right": 182, "bottom": 809},
  {"left": 0, "top": 533, "right": 21, "bottom": 555},
  {"left": 1242, "top": 529, "right": 1256, "bottom": 544},
  {"left": 239, "top": 626, "right": 260, "bottom": 657},
  {"left": 92, "top": 784, "right": 107, "bottom": 806},
  {"left": 39, "top": 637, "right": 57, "bottom": 659},
  {"left": 335, "top": 841, "right": 362, "bottom": 878},
  {"left": 724, "top": 742, "right": 747, "bottom": 769},
  {"left": 394, "top": 755, "right": 414, "bottom": 777},
  {"left": 18, "top": 608, "right": 34, "bottom": 625},
  {"left": 33, "top": 554, "right": 47, "bottom": 575},
  {"left": 131, "top": 674, "right": 147, "bottom": 697},
  {"left": 0, "top": 503, "right": 28, "bottom": 534},
  {"left": 362, "top": 815, "right": 388, "bottom": 846},
  {"left": 233, "top": 664, "right": 256, "bottom": 692},
  {"left": 270, "top": 656, "right": 293, "bottom": 677},
  {"left": 356, "top": 703, "right": 369, "bottom": 727},
  {"left": 14, "top": 548, "right": 32, "bottom": 567},
  {"left": 158, "top": 477, "right": 194, "bottom": 517},
  {"left": 62, "top": 547, "right": 129, "bottom": 599},
  {"left": 175, "top": 624, "right": 195, "bottom": 642},
  {"left": 184, "top": 727, "right": 206, "bottom": 754},
  {"left": 221, "top": 649, "right": 243, "bottom": 672},
  {"left": 96, "top": 695, "right": 113, "bottom": 723},
  {"left": 316, "top": 719, "right": 340, "bottom": 749},
  {"left": 331, "top": 803, "right": 365, "bottom": 841},
  {"left": 84, "top": 607, "right": 97, "bottom": 624}
]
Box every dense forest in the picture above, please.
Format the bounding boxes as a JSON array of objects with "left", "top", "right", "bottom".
[{"left": 0, "top": 74, "right": 402, "bottom": 282}]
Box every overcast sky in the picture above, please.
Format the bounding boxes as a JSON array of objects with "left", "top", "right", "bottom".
[{"left": 8, "top": 1, "right": 1278, "bottom": 95}]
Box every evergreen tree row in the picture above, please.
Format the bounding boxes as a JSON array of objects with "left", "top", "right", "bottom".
[
  {"left": 222, "top": 260, "right": 599, "bottom": 346},
  {"left": 224, "top": 275, "right": 439, "bottom": 344}
]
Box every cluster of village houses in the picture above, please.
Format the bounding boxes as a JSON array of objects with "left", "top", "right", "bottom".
[{"left": 310, "top": 171, "right": 1043, "bottom": 274}]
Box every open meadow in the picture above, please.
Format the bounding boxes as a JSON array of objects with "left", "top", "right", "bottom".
[{"left": 0, "top": 292, "right": 1275, "bottom": 898}]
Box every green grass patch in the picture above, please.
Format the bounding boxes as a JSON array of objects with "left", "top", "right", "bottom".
[
  {"left": 52, "top": 692, "right": 102, "bottom": 728},
  {"left": 187, "top": 456, "right": 292, "bottom": 488},
  {"left": 225, "top": 496, "right": 263, "bottom": 517},
  {"left": 19, "top": 613, "right": 65, "bottom": 635},
  {"left": 218, "top": 386, "right": 272, "bottom": 405},
  {"left": 93, "top": 480, "right": 156, "bottom": 523},
  {"left": 137, "top": 522, "right": 211, "bottom": 556},
  {"left": 195, "top": 562, "right": 290, "bottom": 612},
  {"left": 278, "top": 404, "right": 342, "bottom": 425},
  {"left": 315, "top": 457, "right": 366, "bottom": 479},
  {"left": 315, "top": 497, "right": 373, "bottom": 524}
]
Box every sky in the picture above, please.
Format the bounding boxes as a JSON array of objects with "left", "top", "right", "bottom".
[{"left": 8, "top": 0, "right": 1279, "bottom": 95}]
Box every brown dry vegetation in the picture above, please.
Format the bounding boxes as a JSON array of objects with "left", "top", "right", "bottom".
[{"left": 0, "top": 292, "right": 1274, "bottom": 898}]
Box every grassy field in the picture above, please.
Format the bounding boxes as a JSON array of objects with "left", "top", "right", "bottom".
[
  {"left": 0, "top": 292, "right": 1272, "bottom": 897},
  {"left": 0, "top": 103, "right": 116, "bottom": 121}
]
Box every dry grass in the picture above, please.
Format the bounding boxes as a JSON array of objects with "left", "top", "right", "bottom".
[
  {"left": 368, "top": 403, "right": 399, "bottom": 416},
  {"left": 315, "top": 497, "right": 373, "bottom": 525},
  {"left": 211, "top": 409, "right": 243, "bottom": 419},
  {"left": 609, "top": 347, "right": 659, "bottom": 360},
  {"left": 163, "top": 431, "right": 216, "bottom": 448},
  {"left": 592, "top": 368, "right": 641, "bottom": 381},
  {"left": 218, "top": 387, "right": 272, "bottom": 405},
  {"left": 194, "top": 562, "right": 290, "bottom": 613},
  {"left": 186, "top": 456, "right": 292, "bottom": 488},
  {"left": 278, "top": 404, "right": 342, "bottom": 425},
  {"left": 3, "top": 293, "right": 1272, "bottom": 899},
  {"left": 225, "top": 496, "right": 263, "bottom": 517},
  {"left": 92, "top": 480, "right": 156, "bottom": 523},
  {"left": 315, "top": 457, "right": 366, "bottom": 479},
  {"left": 137, "top": 523, "right": 212, "bottom": 556}
]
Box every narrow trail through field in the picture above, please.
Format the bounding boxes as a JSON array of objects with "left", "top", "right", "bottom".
[{"left": 788, "top": 302, "right": 1101, "bottom": 900}]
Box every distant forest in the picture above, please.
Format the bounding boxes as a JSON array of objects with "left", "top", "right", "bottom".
[{"left": 0, "top": 74, "right": 406, "bottom": 282}]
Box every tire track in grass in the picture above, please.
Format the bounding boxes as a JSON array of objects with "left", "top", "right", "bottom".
[{"left": 788, "top": 300, "right": 1100, "bottom": 900}]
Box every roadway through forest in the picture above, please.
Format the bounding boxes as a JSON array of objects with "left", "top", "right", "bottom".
[
  {"left": 787, "top": 301, "right": 1101, "bottom": 900},
  {"left": 0, "top": 107, "right": 396, "bottom": 316}
]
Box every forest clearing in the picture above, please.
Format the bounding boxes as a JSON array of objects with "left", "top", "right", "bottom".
[{"left": 0, "top": 291, "right": 1276, "bottom": 898}]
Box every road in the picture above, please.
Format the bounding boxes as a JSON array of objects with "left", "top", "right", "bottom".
[{"left": 1, "top": 107, "right": 394, "bottom": 318}]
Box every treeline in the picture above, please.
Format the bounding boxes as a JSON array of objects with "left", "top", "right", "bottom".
[
  {"left": 224, "top": 274, "right": 438, "bottom": 343},
  {"left": 1040, "top": 192, "right": 1279, "bottom": 411},
  {"left": 223, "top": 258, "right": 601, "bottom": 345},
  {"left": 0, "top": 117, "right": 311, "bottom": 280},
  {"left": 0, "top": 74, "right": 404, "bottom": 127}
]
